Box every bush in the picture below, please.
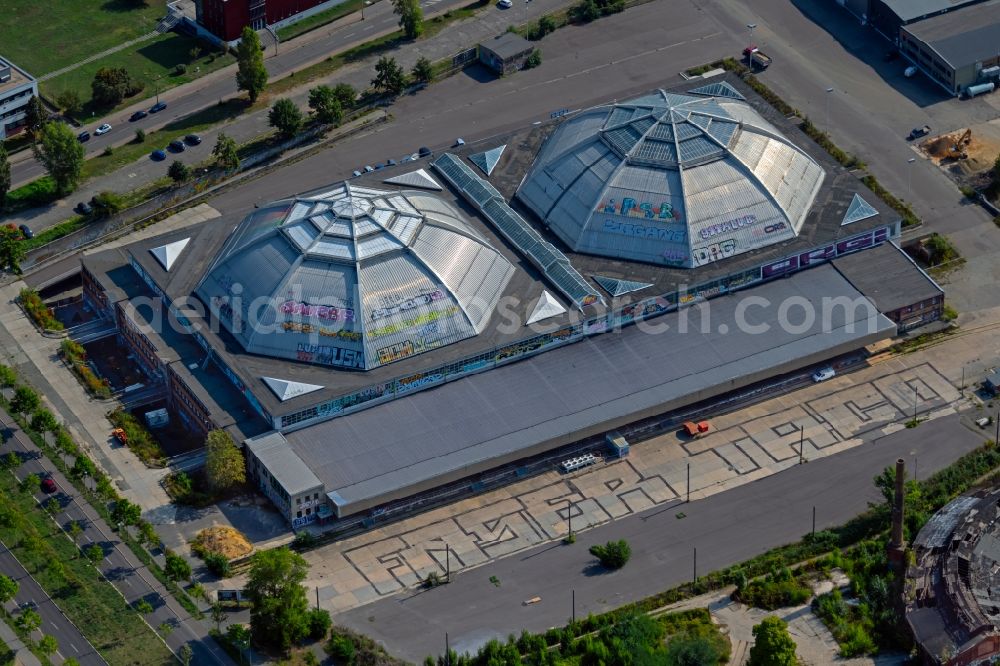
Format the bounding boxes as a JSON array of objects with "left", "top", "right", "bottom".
[
  {"left": 327, "top": 634, "right": 355, "bottom": 662},
  {"left": 19, "top": 288, "right": 63, "bottom": 331},
  {"left": 174, "top": 63, "right": 187, "bottom": 75},
  {"left": 164, "top": 550, "right": 192, "bottom": 582},
  {"left": 203, "top": 552, "right": 231, "bottom": 578},
  {"left": 960, "top": 185, "right": 977, "bottom": 199},
  {"left": 734, "top": 568, "right": 812, "bottom": 610},
  {"left": 92, "top": 191, "right": 124, "bottom": 215},
  {"left": 308, "top": 608, "right": 332, "bottom": 640},
  {"left": 60, "top": 339, "right": 110, "bottom": 399},
  {"left": 524, "top": 49, "right": 542, "bottom": 69},
  {"left": 5, "top": 176, "right": 58, "bottom": 208},
  {"left": 589, "top": 539, "right": 631, "bottom": 569},
  {"left": 108, "top": 409, "right": 165, "bottom": 465},
  {"left": 168, "top": 160, "right": 191, "bottom": 183},
  {"left": 134, "top": 129, "right": 146, "bottom": 143}
]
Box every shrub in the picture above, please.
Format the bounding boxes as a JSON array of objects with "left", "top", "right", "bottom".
[
  {"left": 524, "top": 49, "right": 542, "bottom": 69},
  {"left": 735, "top": 568, "right": 812, "bottom": 610},
  {"left": 19, "top": 288, "right": 63, "bottom": 331},
  {"left": 108, "top": 409, "right": 166, "bottom": 465},
  {"left": 60, "top": 339, "right": 110, "bottom": 399},
  {"left": 174, "top": 63, "right": 187, "bottom": 75},
  {"left": 203, "top": 552, "right": 231, "bottom": 578},
  {"left": 308, "top": 608, "right": 332, "bottom": 640},
  {"left": 589, "top": 539, "right": 631, "bottom": 569},
  {"left": 327, "top": 634, "right": 355, "bottom": 662},
  {"left": 134, "top": 129, "right": 146, "bottom": 143}
]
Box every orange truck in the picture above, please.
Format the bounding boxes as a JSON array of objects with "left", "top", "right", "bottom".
[
  {"left": 681, "top": 421, "right": 711, "bottom": 439},
  {"left": 112, "top": 428, "right": 128, "bottom": 444}
]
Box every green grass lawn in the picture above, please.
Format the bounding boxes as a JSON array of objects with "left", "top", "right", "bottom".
[
  {"left": 0, "top": 0, "right": 166, "bottom": 77},
  {"left": 42, "top": 32, "right": 235, "bottom": 118},
  {"left": 276, "top": 0, "right": 365, "bottom": 41},
  {"left": 0, "top": 479, "right": 174, "bottom": 666}
]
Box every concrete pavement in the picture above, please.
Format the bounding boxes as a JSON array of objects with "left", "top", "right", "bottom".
[{"left": 0, "top": 406, "right": 234, "bottom": 665}]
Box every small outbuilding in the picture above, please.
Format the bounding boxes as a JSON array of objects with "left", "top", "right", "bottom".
[{"left": 479, "top": 33, "right": 535, "bottom": 75}]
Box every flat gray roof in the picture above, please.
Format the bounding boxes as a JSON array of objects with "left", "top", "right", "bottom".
[
  {"left": 833, "top": 242, "right": 942, "bottom": 313},
  {"left": 881, "top": 0, "right": 984, "bottom": 23},
  {"left": 0, "top": 56, "right": 33, "bottom": 95},
  {"left": 276, "top": 264, "right": 894, "bottom": 515},
  {"left": 480, "top": 32, "right": 533, "bottom": 59},
  {"left": 903, "top": 0, "right": 1000, "bottom": 68},
  {"left": 247, "top": 431, "right": 322, "bottom": 496}
]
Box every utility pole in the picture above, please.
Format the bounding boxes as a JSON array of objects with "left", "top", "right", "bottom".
[
  {"left": 316, "top": 586, "right": 319, "bottom": 610},
  {"left": 566, "top": 498, "right": 573, "bottom": 540},
  {"left": 913, "top": 384, "right": 918, "bottom": 423},
  {"left": 572, "top": 589, "right": 576, "bottom": 624},
  {"left": 686, "top": 462, "right": 691, "bottom": 503},
  {"left": 693, "top": 547, "right": 697, "bottom": 582},
  {"left": 799, "top": 425, "right": 805, "bottom": 464},
  {"left": 445, "top": 633, "right": 450, "bottom": 666},
  {"left": 812, "top": 506, "right": 816, "bottom": 536},
  {"left": 825, "top": 87, "right": 833, "bottom": 130},
  {"left": 446, "top": 542, "right": 450, "bottom": 582},
  {"left": 995, "top": 410, "right": 999, "bottom": 444}
]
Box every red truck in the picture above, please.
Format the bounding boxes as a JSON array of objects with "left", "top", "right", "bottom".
[{"left": 743, "top": 46, "right": 772, "bottom": 71}]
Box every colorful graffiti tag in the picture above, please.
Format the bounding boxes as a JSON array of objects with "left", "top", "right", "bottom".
[
  {"left": 367, "top": 306, "right": 461, "bottom": 339},
  {"left": 281, "top": 321, "right": 362, "bottom": 342},
  {"left": 296, "top": 343, "right": 365, "bottom": 369},
  {"left": 699, "top": 214, "right": 758, "bottom": 240},
  {"left": 369, "top": 289, "right": 447, "bottom": 321},
  {"left": 760, "top": 227, "right": 890, "bottom": 279},
  {"left": 691, "top": 239, "right": 738, "bottom": 266},
  {"left": 597, "top": 198, "right": 682, "bottom": 221},
  {"left": 279, "top": 300, "right": 355, "bottom": 322},
  {"left": 603, "top": 219, "right": 686, "bottom": 242}
]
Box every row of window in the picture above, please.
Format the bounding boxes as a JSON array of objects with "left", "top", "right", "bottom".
[{"left": 0, "top": 87, "right": 33, "bottom": 108}]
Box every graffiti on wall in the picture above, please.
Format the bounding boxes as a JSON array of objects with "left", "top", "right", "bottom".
[
  {"left": 280, "top": 300, "right": 356, "bottom": 323},
  {"left": 691, "top": 239, "right": 738, "bottom": 266},
  {"left": 281, "top": 321, "right": 363, "bottom": 341},
  {"left": 368, "top": 306, "right": 461, "bottom": 339},
  {"left": 369, "top": 288, "right": 447, "bottom": 321},
  {"left": 699, "top": 214, "right": 758, "bottom": 240},
  {"left": 760, "top": 227, "right": 890, "bottom": 279},
  {"left": 296, "top": 343, "right": 365, "bottom": 369},
  {"left": 603, "top": 220, "right": 686, "bottom": 243},
  {"left": 596, "top": 198, "right": 682, "bottom": 221}
]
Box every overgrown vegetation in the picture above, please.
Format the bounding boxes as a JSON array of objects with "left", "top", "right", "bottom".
[
  {"left": 733, "top": 566, "right": 811, "bottom": 610},
  {"left": 589, "top": 539, "right": 631, "bottom": 569},
  {"left": 18, "top": 288, "right": 63, "bottom": 331},
  {"left": 107, "top": 408, "right": 166, "bottom": 466},
  {"left": 59, "top": 339, "right": 111, "bottom": 399}
]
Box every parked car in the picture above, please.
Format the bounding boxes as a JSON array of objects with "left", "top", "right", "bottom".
[
  {"left": 454, "top": 138, "right": 465, "bottom": 146},
  {"left": 498, "top": 0, "right": 512, "bottom": 7},
  {"left": 418, "top": 146, "right": 432, "bottom": 157},
  {"left": 41, "top": 477, "right": 57, "bottom": 493},
  {"left": 387, "top": 158, "right": 397, "bottom": 166},
  {"left": 976, "top": 416, "right": 992, "bottom": 428},
  {"left": 908, "top": 125, "right": 931, "bottom": 140},
  {"left": 151, "top": 149, "right": 167, "bottom": 161},
  {"left": 375, "top": 163, "right": 385, "bottom": 170},
  {"left": 184, "top": 134, "right": 202, "bottom": 145},
  {"left": 95, "top": 123, "right": 112, "bottom": 135},
  {"left": 129, "top": 110, "right": 148, "bottom": 122},
  {"left": 77, "top": 130, "right": 91, "bottom": 142},
  {"left": 18, "top": 224, "right": 33, "bottom": 239},
  {"left": 904, "top": 65, "right": 918, "bottom": 78},
  {"left": 811, "top": 366, "right": 836, "bottom": 383},
  {"left": 352, "top": 170, "right": 362, "bottom": 177},
  {"left": 149, "top": 101, "right": 167, "bottom": 113},
  {"left": 168, "top": 139, "right": 185, "bottom": 152},
  {"left": 364, "top": 165, "right": 375, "bottom": 172},
  {"left": 74, "top": 201, "right": 93, "bottom": 215}
]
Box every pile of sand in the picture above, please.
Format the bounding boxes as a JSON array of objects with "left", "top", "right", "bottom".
[{"left": 193, "top": 526, "right": 253, "bottom": 559}]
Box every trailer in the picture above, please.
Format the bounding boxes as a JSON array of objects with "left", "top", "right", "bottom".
[
  {"left": 743, "top": 46, "right": 771, "bottom": 71},
  {"left": 681, "top": 421, "right": 711, "bottom": 439}
]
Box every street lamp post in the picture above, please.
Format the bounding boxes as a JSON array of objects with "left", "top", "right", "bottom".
[
  {"left": 566, "top": 497, "right": 573, "bottom": 541},
  {"left": 824, "top": 87, "right": 833, "bottom": 130},
  {"left": 907, "top": 157, "right": 916, "bottom": 201},
  {"left": 746, "top": 23, "right": 757, "bottom": 64}
]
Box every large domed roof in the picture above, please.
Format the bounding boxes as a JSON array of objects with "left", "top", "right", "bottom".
[
  {"left": 517, "top": 86, "right": 826, "bottom": 267},
  {"left": 196, "top": 183, "right": 515, "bottom": 370}
]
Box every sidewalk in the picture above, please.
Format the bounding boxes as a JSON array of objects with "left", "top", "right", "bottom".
[
  {"left": 0, "top": 618, "right": 40, "bottom": 666},
  {"left": 6, "top": 0, "right": 575, "bottom": 230}
]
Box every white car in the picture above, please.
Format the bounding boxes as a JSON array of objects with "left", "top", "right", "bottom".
[
  {"left": 812, "top": 366, "right": 836, "bottom": 383},
  {"left": 498, "top": 0, "right": 512, "bottom": 8},
  {"left": 95, "top": 123, "right": 112, "bottom": 135}
]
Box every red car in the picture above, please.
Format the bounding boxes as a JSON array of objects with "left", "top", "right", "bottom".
[{"left": 41, "top": 478, "right": 57, "bottom": 493}]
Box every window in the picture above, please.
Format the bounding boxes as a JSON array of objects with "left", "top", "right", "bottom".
[
  {"left": 296, "top": 497, "right": 301, "bottom": 505},
  {"left": 305, "top": 508, "right": 311, "bottom": 515},
  {"left": 297, "top": 511, "right": 302, "bottom": 518},
  {"left": 313, "top": 493, "right": 318, "bottom": 500}
]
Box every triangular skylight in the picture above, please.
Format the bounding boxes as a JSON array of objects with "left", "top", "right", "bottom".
[
  {"left": 468, "top": 145, "right": 506, "bottom": 176},
  {"left": 149, "top": 237, "right": 190, "bottom": 271},
  {"left": 841, "top": 193, "right": 879, "bottom": 226},
  {"left": 687, "top": 81, "right": 746, "bottom": 101},
  {"left": 592, "top": 275, "right": 653, "bottom": 297},
  {"left": 383, "top": 168, "right": 442, "bottom": 190},
  {"left": 526, "top": 291, "right": 566, "bottom": 324},
  {"left": 261, "top": 376, "right": 324, "bottom": 401}
]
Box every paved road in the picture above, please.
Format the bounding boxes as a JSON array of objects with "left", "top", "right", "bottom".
[
  {"left": 0, "top": 541, "right": 105, "bottom": 665},
  {"left": 335, "top": 413, "right": 987, "bottom": 661},
  {"left": 7, "top": 0, "right": 542, "bottom": 190},
  {"left": 0, "top": 408, "right": 234, "bottom": 666}
]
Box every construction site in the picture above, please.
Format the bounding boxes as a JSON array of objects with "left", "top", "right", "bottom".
[{"left": 915, "top": 121, "right": 1000, "bottom": 205}]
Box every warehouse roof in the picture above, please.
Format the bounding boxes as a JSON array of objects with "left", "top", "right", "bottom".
[
  {"left": 832, "top": 242, "right": 942, "bottom": 313},
  {"left": 480, "top": 32, "right": 533, "bottom": 59},
  {"left": 272, "top": 264, "right": 894, "bottom": 515},
  {"left": 903, "top": 0, "right": 1000, "bottom": 67},
  {"left": 880, "top": 0, "right": 984, "bottom": 24},
  {"left": 246, "top": 431, "right": 322, "bottom": 496}
]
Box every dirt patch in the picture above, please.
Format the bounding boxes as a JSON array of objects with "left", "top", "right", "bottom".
[
  {"left": 193, "top": 526, "right": 253, "bottom": 559},
  {"left": 919, "top": 120, "right": 1000, "bottom": 176}
]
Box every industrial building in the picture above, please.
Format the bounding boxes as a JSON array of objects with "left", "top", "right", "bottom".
[
  {"left": 192, "top": 0, "right": 349, "bottom": 42},
  {"left": 478, "top": 33, "right": 535, "bottom": 75},
  {"left": 0, "top": 56, "right": 37, "bottom": 140},
  {"left": 899, "top": 0, "right": 1000, "bottom": 95},
  {"left": 907, "top": 488, "right": 1000, "bottom": 665},
  {"left": 79, "top": 76, "right": 944, "bottom": 528},
  {"left": 865, "top": 0, "right": 987, "bottom": 44}
]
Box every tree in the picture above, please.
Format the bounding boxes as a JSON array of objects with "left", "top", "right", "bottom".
[
  {"left": 85, "top": 543, "right": 104, "bottom": 565},
  {"left": 524, "top": 49, "right": 542, "bottom": 69},
  {"left": 571, "top": 0, "right": 600, "bottom": 22},
  {"left": 64, "top": 660, "right": 81, "bottom": 666},
  {"left": 245, "top": 547, "right": 311, "bottom": 651},
  {"left": 391, "top": 0, "right": 424, "bottom": 39},
  {"left": 10, "top": 386, "right": 39, "bottom": 415},
  {"left": 204, "top": 552, "right": 231, "bottom": 578},
  {"left": 308, "top": 608, "right": 332, "bottom": 639},
  {"left": 212, "top": 133, "right": 240, "bottom": 171},
  {"left": 589, "top": 539, "right": 631, "bottom": 569},
  {"left": 165, "top": 550, "right": 192, "bottom": 582},
  {"left": 179, "top": 644, "right": 194, "bottom": 666},
  {"left": 236, "top": 27, "right": 268, "bottom": 104},
  {"left": 111, "top": 498, "right": 141, "bottom": 526},
  {"left": 2, "top": 452, "right": 19, "bottom": 471},
  {"left": 411, "top": 57, "right": 433, "bottom": 83},
  {"left": 0, "top": 225, "right": 26, "bottom": 274},
  {"left": 15, "top": 608, "right": 41, "bottom": 634},
  {"left": 34, "top": 121, "right": 85, "bottom": 193},
  {"left": 372, "top": 56, "right": 407, "bottom": 96},
  {"left": 71, "top": 455, "right": 96, "bottom": 479},
  {"left": 168, "top": 160, "right": 191, "bottom": 183},
  {"left": 211, "top": 602, "right": 229, "bottom": 632},
  {"left": 332, "top": 83, "right": 356, "bottom": 108},
  {"left": 139, "top": 521, "right": 159, "bottom": 548},
  {"left": 24, "top": 95, "right": 45, "bottom": 134},
  {"left": 92, "top": 190, "right": 124, "bottom": 215},
  {"left": 268, "top": 98, "right": 304, "bottom": 139},
  {"left": 205, "top": 429, "right": 246, "bottom": 492},
  {"left": 134, "top": 128, "right": 146, "bottom": 143},
  {"left": 748, "top": 617, "right": 797, "bottom": 666},
  {"left": 0, "top": 363, "right": 16, "bottom": 388},
  {"left": 37, "top": 634, "right": 58, "bottom": 656},
  {"left": 308, "top": 86, "right": 344, "bottom": 125},
  {"left": 537, "top": 14, "right": 557, "bottom": 36},
  {"left": 55, "top": 90, "right": 83, "bottom": 116},
  {"left": 328, "top": 635, "right": 355, "bottom": 662},
  {"left": 30, "top": 409, "right": 58, "bottom": 434},
  {"left": 0, "top": 574, "right": 18, "bottom": 603},
  {"left": 67, "top": 520, "right": 83, "bottom": 542},
  {"left": 135, "top": 599, "right": 154, "bottom": 614},
  {"left": 0, "top": 143, "right": 10, "bottom": 205},
  {"left": 20, "top": 473, "right": 40, "bottom": 495},
  {"left": 91, "top": 67, "right": 141, "bottom": 107},
  {"left": 665, "top": 632, "right": 726, "bottom": 666}
]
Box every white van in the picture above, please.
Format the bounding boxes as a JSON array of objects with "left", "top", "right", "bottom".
[{"left": 904, "top": 66, "right": 918, "bottom": 78}]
